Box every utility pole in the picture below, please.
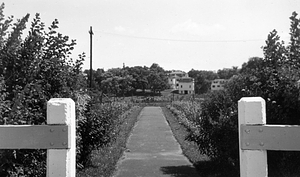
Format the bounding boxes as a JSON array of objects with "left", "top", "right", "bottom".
[{"left": 89, "top": 26, "right": 93, "bottom": 88}]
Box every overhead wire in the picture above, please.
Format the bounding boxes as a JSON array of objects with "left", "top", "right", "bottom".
[{"left": 94, "top": 30, "right": 264, "bottom": 43}]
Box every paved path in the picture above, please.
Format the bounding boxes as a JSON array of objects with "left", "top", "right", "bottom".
[{"left": 113, "top": 107, "right": 200, "bottom": 177}]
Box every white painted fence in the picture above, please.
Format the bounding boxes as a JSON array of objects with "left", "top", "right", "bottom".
[
  {"left": 0, "top": 98, "right": 76, "bottom": 177},
  {"left": 238, "top": 97, "right": 300, "bottom": 177}
]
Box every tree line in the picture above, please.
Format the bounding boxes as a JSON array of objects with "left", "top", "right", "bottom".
[
  {"left": 85, "top": 64, "right": 240, "bottom": 98},
  {"left": 85, "top": 63, "right": 169, "bottom": 98}
]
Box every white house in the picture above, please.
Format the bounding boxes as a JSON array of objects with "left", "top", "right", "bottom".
[
  {"left": 168, "top": 71, "right": 188, "bottom": 89},
  {"left": 168, "top": 71, "right": 194, "bottom": 94},
  {"left": 178, "top": 77, "right": 194, "bottom": 94},
  {"left": 211, "top": 79, "right": 228, "bottom": 91}
]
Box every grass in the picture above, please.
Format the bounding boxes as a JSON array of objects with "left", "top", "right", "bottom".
[
  {"left": 76, "top": 106, "right": 143, "bottom": 177},
  {"left": 161, "top": 106, "right": 239, "bottom": 177}
]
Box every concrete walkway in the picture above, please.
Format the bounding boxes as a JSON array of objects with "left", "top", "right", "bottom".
[{"left": 113, "top": 107, "right": 200, "bottom": 177}]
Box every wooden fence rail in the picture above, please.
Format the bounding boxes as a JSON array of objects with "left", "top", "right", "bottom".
[
  {"left": 0, "top": 98, "right": 76, "bottom": 177},
  {"left": 238, "top": 97, "right": 300, "bottom": 177}
]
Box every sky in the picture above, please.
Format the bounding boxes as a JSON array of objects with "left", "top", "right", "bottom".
[{"left": 2, "top": 0, "right": 300, "bottom": 72}]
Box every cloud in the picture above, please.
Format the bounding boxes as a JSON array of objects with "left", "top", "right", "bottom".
[{"left": 170, "top": 19, "right": 225, "bottom": 36}]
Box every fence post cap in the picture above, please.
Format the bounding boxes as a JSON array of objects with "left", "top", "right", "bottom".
[
  {"left": 238, "top": 96, "right": 266, "bottom": 124},
  {"left": 48, "top": 98, "right": 74, "bottom": 104},
  {"left": 47, "top": 98, "right": 75, "bottom": 125},
  {"left": 239, "top": 97, "right": 265, "bottom": 103}
]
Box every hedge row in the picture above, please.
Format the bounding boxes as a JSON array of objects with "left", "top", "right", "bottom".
[
  {"left": 0, "top": 91, "right": 135, "bottom": 176},
  {"left": 167, "top": 101, "right": 200, "bottom": 134},
  {"left": 167, "top": 97, "right": 238, "bottom": 168},
  {"left": 76, "top": 95, "right": 135, "bottom": 168}
]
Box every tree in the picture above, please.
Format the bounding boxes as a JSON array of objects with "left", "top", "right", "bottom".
[
  {"left": 263, "top": 29, "right": 287, "bottom": 70},
  {"left": 90, "top": 63, "right": 169, "bottom": 97},
  {"left": 217, "top": 67, "right": 239, "bottom": 79},
  {"left": 150, "top": 63, "right": 165, "bottom": 73},
  {"left": 147, "top": 72, "right": 168, "bottom": 93},
  {"left": 188, "top": 69, "right": 218, "bottom": 94},
  {"left": 240, "top": 57, "right": 264, "bottom": 74},
  {"left": 126, "top": 66, "right": 149, "bottom": 92},
  {"left": 194, "top": 75, "right": 211, "bottom": 94},
  {"left": 147, "top": 63, "right": 168, "bottom": 93},
  {"left": 0, "top": 9, "right": 85, "bottom": 176},
  {"left": 188, "top": 69, "right": 218, "bottom": 81},
  {"left": 288, "top": 11, "right": 300, "bottom": 69},
  {"left": 189, "top": 12, "right": 300, "bottom": 174},
  {"left": 84, "top": 68, "right": 104, "bottom": 89},
  {"left": 99, "top": 68, "right": 135, "bottom": 97},
  {"left": 0, "top": 3, "right": 13, "bottom": 51}
]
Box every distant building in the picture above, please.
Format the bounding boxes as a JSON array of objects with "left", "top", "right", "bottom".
[
  {"left": 168, "top": 71, "right": 188, "bottom": 89},
  {"left": 211, "top": 79, "right": 228, "bottom": 91},
  {"left": 168, "top": 71, "right": 194, "bottom": 94},
  {"left": 178, "top": 77, "right": 194, "bottom": 94}
]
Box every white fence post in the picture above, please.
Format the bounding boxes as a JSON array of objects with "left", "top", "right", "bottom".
[
  {"left": 47, "top": 98, "right": 76, "bottom": 177},
  {"left": 238, "top": 97, "right": 267, "bottom": 177}
]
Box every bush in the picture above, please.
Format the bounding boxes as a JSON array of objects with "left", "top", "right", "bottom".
[
  {"left": 76, "top": 100, "right": 133, "bottom": 168},
  {"left": 0, "top": 5, "right": 138, "bottom": 175},
  {"left": 177, "top": 91, "right": 240, "bottom": 167},
  {"left": 167, "top": 101, "right": 202, "bottom": 134},
  {"left": 183, "top": 12, "right": 300, "bottom": 174},
  {"left": 167, "top": 95, "right": 239, "bottom": 169},
  {"left": 171, "top": 101, "right": 202, "bottom": 123},
  {"left": 0, "top": 8, "right": 86, "bottom": 176}
]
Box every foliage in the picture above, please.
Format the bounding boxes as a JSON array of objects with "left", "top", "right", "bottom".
[
  {"left": 77, "top": 100, "right": 134, "bottom": 168},
  {"left": 188, "top": 67, "right": 239, "bottom": 94},
  {"left": 101, "top": 68, "right": 135, "bottom": 97},
  {"left": 188, "top": 69, "right": 217, "bottom": 80},
  {"left": 171, "top": 101, "right": 202, "bottom": 123},
  {"left": 187, "top": 67, "right": 238, "bottom": 94},
  {"left": 188, "top": 69, "right": 218, "bottom": 94},
  {"left": 0, "top": 77, "right": 10, "bottom": 124},
  {"left": 147, "top": 63, "right": 169, "bottom": 93},
  {"left": 193, "top": 74, "right": 211, "bottom": 94},
  {"left": 0, "top": 5, "right": 86, "bottom": 176},
  {"left": 0, "top": 4, "right": 166, "bottom": 176},
  {"left": 85, "top": 63, "right": 169, "bottom": 96},
  {"left": 217, "top": 67, "right": 239, "bottom": 79},
  {"left": 168, "top": 94, "right": 239, "bottom": 167},
  {"left": 288, "top": 12, "right": 300, "bottom": 68},
  {"left": 127, "top": 66, "right": 150, "bottom": 92},
  {"left": 173, "top": 11, "right": 300, "bottom": 173},
  {"left": 192, "top": 91, "right": 238, "bottom": 166},
  {"left": 167, "top": 101, "right": 201, "bottom": 138},
  {"left": 76, "top": 106, "right": 142, "bottom": 177}
]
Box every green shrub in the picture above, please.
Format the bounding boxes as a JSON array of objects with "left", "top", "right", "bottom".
[
  {"left": 167, "top": 101, "right": 201, "bottom": 134},
  {"left": 0, "top": 9, "right": 86, "bottom": 176},
  {"left": 184, "top": 91, "right": 239, "bottom": 167},
  {"left": 183, "top": 12, "right": 300, "bottom": 174},
  {"left": 76, "top": 100, "right": 133, "bottom": 168},
  {"left": 171, "top": 101, "right": 201, "bottom": 123},
  {"left": 167, "top": 96, "right": 239, "bottom": 168}
]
